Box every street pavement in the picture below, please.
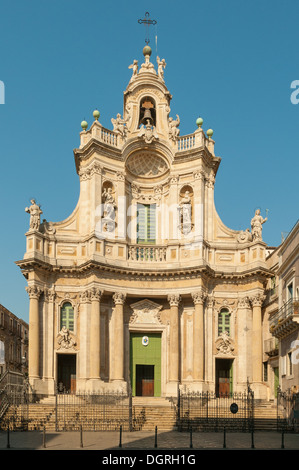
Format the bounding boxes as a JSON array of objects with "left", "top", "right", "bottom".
[{"left": 0, "top": 429, "right": 298, "bottom": 452}]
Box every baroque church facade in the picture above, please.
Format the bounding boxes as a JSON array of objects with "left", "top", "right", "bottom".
[{"left": 17, "top": 45, "right": 273, "bottom": 399}]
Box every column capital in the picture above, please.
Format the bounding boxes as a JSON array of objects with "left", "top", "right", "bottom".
[
  {"left": 238, "top": 296, "right": 251, "bottom": 309},
  {"left": 89, "top": 287, "right": 102, "bottom": 301},
  {"left": 250, "top": 293, "right": 265, "bottom": 308},
  {"left": 26, "top": 285, "right": 42, "bottom": 300},
  {"left": 168, "top": 294, "right": 181, "bottom": 307},
  {"left": 192, "top": 291, "right": 207, "bottom": 305},
  {"left": 44, "top": 289, "right": 56, "bottom": 303},
  {"left": 113, "top": 292, "right": 127, "bottom": 305}
]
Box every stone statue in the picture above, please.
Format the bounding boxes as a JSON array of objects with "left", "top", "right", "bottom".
[
  {"left": 102, "top": 187, "right": 116, "bottom": 221},
  {"left": 128, "top": 60, "right": 138, "bottom": 79},
  {"left": 251, "top": 209, "right": 267, "bottom": 241},
  {"left": 25, "top": 199, "right": 43, "bottom": 231},
  {"left": 168, "top": 115, "right": 180, "bottom": 141},
  {"left": 179, "top": 191, "right": 192, "bottom": 224},
  {"left": 157, "top": 56, "right": 166, "bottom": 80},
  {"left": 111, "top": 113, "right": 127, "bottom": 138}
]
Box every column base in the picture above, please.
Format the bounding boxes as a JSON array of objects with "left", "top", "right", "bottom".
[
  {"left": 251, "top": 382, "right": 268, "bottom": 400},
  {"left": 86, "top": 378, "right": 105, "bottom": 393}
]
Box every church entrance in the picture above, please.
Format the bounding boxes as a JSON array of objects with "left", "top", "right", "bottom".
[
  {"left": 130, "top": 333, "right": 161, "bottom": 397},
  {"left": 57, "top": 354, "right": 76, "bottom": 393},
  {"left": 216, "top": 358, "right": 233, "bottom": 397}
]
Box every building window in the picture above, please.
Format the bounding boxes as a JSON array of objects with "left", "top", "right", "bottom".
[
  {"left": 287, "top": 282, "right": 293, "bottom": 300},
  {"left": 60, "top": 303, "right": 74, "bottom": 332},
  {"left": 218, "top": 309, "right": 230, "bottom": 336},
  {"left": 137, "top": 203, "right": 156, "bottom": 244}
]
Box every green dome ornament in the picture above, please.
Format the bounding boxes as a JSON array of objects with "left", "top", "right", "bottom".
[
  {"left": 143, "top": 45, "right": 152, "bottom": 56},
  {"left": 196, "top": 117, "right": 203, "bottom": 127},
  {"left": 93, "top": 109, "right": 100, "bottom": 121},
  {"left": 81, "top": 120, "right": 88, "bottom": 131},
  {"left": 206, "top": 128, "right": 214, "bottom": 138}
]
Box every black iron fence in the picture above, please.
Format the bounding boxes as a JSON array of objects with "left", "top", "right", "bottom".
[
  {"left": 1, "top": 371, "right": 298, "bottom": 433},
  {"left": 177, "top": 390, "right": 254, "bottom": 432},
  {"left": 277, "top": 388, "right": 299, "bottom": 432}
]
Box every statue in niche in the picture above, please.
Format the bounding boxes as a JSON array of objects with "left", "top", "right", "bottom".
[
  {"left": 25, "top": 199, "right": 43, "bottom": 231},
  {"left": 179, "top": 190, "right": 193, "bottom": 235},
  {"left": 138, "top": 119, "right": 159, "bottom": 144},
  {"left": 157, "top": 56, "right": 166, "bottom": 80},
  {"left": 250, "top": 209, "right": 268, "bottom": 241},
  {"left": 128, "top": 60, "right": 138, "bottom": 79},
  {"left": 168, "top": 115, "right": 180, "bottom": 141},
  {"left": 102, "top": 186, "right": 116, "bottom": 232},
  {"left": 111, "top": 113, "right": 127, "bottom": 138}
]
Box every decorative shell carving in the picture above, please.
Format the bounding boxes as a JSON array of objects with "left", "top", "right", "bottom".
[{"left": 126, "top": 153, "right": 168, "bottom": 178}]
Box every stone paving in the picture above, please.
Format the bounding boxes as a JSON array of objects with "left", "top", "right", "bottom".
[{"left": 0, "top": 429, "right": 298, "bottom": 451}]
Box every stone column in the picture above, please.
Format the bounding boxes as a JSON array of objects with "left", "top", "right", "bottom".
[
  {"left": 26, "top": 285, "right": 42, "bottom": 379},
  {"left": 237, "top": 297, "right": 251, "bottom": 387},
  {"left": 89, "top": 288, "right": 102, "bottom": 379},
  {"left": 44, "top": 289, "right": 56, "bottom": 386},
  {"left": 250, "top": 294, "right": 265, "bottom": 384},
  {"left": 168, "top": 294, "right": 181, "bottom": 383},
  {"left": 192, "top": 291, "right": 207, "bottom": 382},
  {"left": 112, "top": 292, "right": 126, "bottom": 381},
  {"left": 205, "top": 295, "right": 214, "bottom": 384}
]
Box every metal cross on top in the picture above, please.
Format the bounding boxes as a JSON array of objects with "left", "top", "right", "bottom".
[{"left": 138, "top": 12, "right": 157, "bottom": 45}]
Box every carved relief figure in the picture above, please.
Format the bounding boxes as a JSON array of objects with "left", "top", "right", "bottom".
[
  {"left": 168, "top": 115, "right": 180, "bottom": 141},
  {"left": 25, "top": 199, "right": 43, "bottom": 231},
  {"left": 138, "top": 119, "right": 158, "bottom": 143},
  {"left": 57, "top": 326, "right": 76, "bottom": 350},
  {"left": 251, "top": 209, "right": 267, "bottom": 241}
]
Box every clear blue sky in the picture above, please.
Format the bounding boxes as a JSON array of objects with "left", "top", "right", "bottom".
[{"left": 0, "top": 0, "right": 298, "bottom": 323}]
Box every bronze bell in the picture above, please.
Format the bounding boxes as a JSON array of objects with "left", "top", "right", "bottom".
[{"left": 142, "top": 107, "right": 153, "bottom": 124}]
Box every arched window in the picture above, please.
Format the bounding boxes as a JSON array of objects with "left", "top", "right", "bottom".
[
  {"left": 218, "top": 309, "right": 230, "bottom": 336},
  {"left": 60, "top": 302, "right": 74, "bottom": 332}
]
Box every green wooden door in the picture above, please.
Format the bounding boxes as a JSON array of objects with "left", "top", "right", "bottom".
[{"left": 130, "top": 333, "right": 161, "bottom": 397}]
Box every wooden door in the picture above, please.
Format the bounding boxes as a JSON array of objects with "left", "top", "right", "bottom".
[{"left": 136, "top": 365, "right": 154, "bottom": 396}]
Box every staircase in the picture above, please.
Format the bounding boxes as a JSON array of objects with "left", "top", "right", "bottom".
[
  {"left": 253, "top": 400, "right": 278, "bottom": 431},
  {"left": 0, "top": 397, "right": 279, "bottom": 432}
]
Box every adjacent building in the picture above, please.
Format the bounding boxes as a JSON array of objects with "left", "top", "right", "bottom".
[
  {"left": 16, "top": 44, "right": 283, "bottom": 399},
  {"left": 0, "top": 304, "right": 29, "bottom": 376}
]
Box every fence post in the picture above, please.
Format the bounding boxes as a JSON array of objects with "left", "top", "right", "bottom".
[
  {"left": 154, "top": 426, "right": 158, "bottom": 448},
  {"left": 119, "top": 425, "right": 122, "bottom": 448},
  {"left": 251, "top": 429, "right": 255, "bottom": 449},
  {"left": 43, "top": 426, "right": 46, "bottom": 448},
  {"left": 223, "top": 427, "right": 226, "bottom": 449},
  {"left": 80, "top": 424, "right": 83, "bottom": 448},
  {"left": 281, "top": 430, "right": 285, "bottom": 449},
  {"left": 6, "top": 425, "right": 10, "bottom": 449},
  {"left": 189, "top": 427, "right": 193, "bottom": 448}
]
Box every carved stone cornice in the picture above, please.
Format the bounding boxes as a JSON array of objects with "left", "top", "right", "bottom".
[
  {"left": 167, "top": 294, "right": 181, "bottom": 307},
  {"left": 26, "top": 285, "right": 42, "bottom": 300},
  {"left": 113, "top": 292, "right": 127, "bottom": 305}
]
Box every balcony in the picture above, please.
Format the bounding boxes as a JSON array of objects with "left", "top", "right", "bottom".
[
  {"left": 264, "top": 337, "right": 279, "bottom": 357},
  {"left": 270, "top": 298, "right": 299, "bottom": 339},
  {"left": 128, "top": 245, "right": 167, "bottom": 263}
]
